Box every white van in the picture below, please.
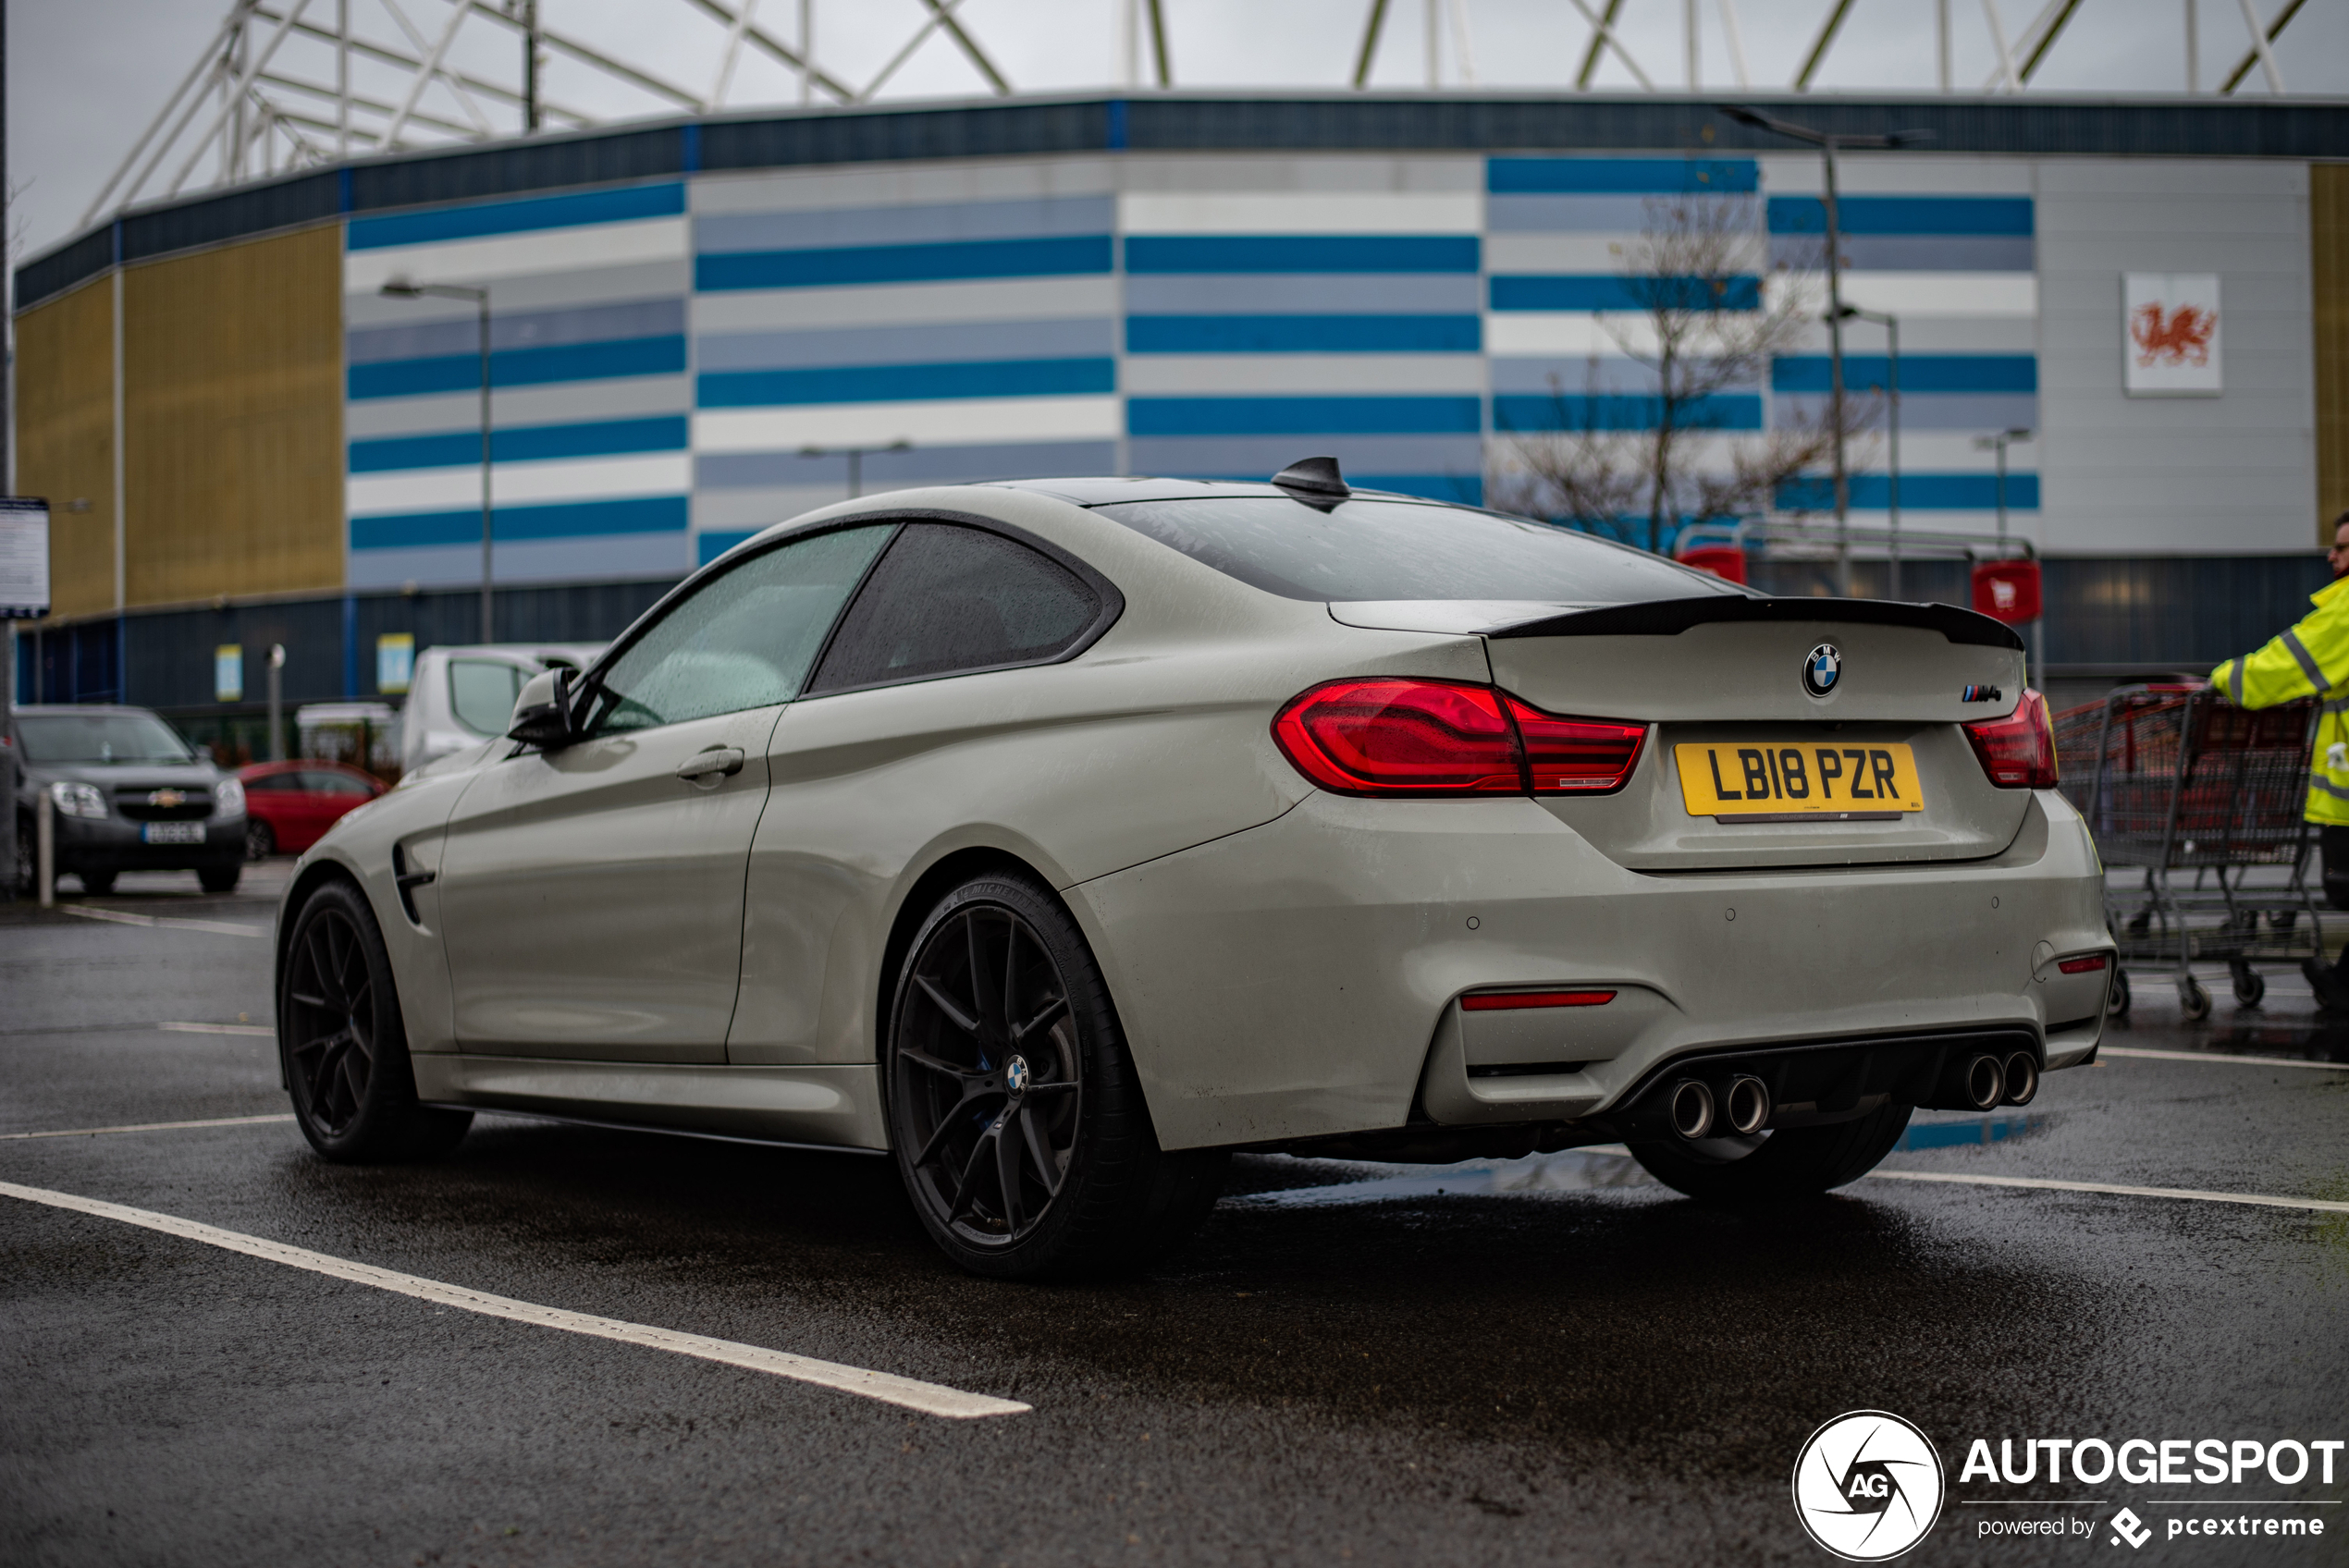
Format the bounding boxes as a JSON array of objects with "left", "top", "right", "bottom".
[{"left": 396, "top": 643, "right": 603, "bottom": 775}]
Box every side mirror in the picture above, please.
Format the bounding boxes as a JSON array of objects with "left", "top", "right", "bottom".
[{"left": 506, "top": 668, "right": 578, "bottom": 749}]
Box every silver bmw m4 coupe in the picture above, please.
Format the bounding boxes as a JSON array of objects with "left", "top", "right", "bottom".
[{"left": 276, "top": 460, "right": 2112, "bottom": 1278}]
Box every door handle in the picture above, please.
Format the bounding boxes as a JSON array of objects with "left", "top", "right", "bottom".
[{"left": 674, "top": 746, "right": 745, "bottom": 783}]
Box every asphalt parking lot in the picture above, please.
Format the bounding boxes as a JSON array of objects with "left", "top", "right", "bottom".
[{"left": 3, "top": 866, "right": 2344, "bottom": 1567}]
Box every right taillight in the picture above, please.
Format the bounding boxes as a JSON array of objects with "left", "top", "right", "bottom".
[
  {"left": 1963, "top": 687, "right": 2058, "bottom": 790},
  {"left": 1504, "top": 697, "right": 1647, "bottom": 794},
  {"left": 1272, "top": 678, "right": 1647, "bottom": 798}
]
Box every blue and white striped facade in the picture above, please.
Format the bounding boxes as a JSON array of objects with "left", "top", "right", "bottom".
[{"left": 340, "top": 151, "right": 2058, "bottom": 588}]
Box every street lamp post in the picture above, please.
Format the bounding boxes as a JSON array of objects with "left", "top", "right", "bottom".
[
  {"left": 1721, "top": 107, "right": 1931, "bottom": 598},
  {"left": 799, "top": 440, "right": 912, "bottom": 500},
  {"left": 1836, "top": 303, "right": 1901, "bottom": 599},
  {"left": 380, "top": 277, "right": 493, "bottom": 643},
  {"left": 1974, "top": 426, "right": 2034, "bottom": 542}
]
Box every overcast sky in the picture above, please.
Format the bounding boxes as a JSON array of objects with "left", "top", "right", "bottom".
[{"left": 10, "top": 0, "right": 2348, "bottom": 263}]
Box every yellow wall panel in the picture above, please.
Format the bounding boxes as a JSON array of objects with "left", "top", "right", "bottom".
[
  {"left": 2318, "top": 164, "right": 2349, "bottom": 542},
  {"left": 122, "top": 225, "right": 343, "bottom": 606},
  {"left": 13, "top": 279, "right": 117, "bottom": 619}
]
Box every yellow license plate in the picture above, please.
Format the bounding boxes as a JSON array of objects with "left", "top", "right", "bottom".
[{"left": 1674, "top": 741, "right": 1924, "bottom": 818}]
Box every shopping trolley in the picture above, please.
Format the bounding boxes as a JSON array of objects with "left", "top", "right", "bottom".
[{"left": 2059, "top": 684, "right": 2324, "bottom": 1021}]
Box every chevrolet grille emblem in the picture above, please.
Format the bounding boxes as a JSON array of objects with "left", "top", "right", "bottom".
[{"left": 148, "top": 789, "right": 186, "bottom": 808}]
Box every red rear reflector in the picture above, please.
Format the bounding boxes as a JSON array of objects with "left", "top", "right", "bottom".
[
  {"left": 1272, "top": 679, "right": 1524, "bottom": 796},
  {"left": 2057, "top": 954, "right": 2109, "bottom": 974},
  {"left": 1272, "top": 679, "right": 1648, "bottom": 799},
  {"left": 1503, "top": 698, "right": 1647, "bottom": 794},
  {"left": 1460, "top": 989, "right": 1617, "bottom": 1011},
  {"left": 1963, "top": 688, "right": 2059, "bottom": 790}
]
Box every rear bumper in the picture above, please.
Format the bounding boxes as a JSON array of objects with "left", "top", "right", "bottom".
[{"left": 1072, "top": 789, "right": 2108, "bottom": 1151}]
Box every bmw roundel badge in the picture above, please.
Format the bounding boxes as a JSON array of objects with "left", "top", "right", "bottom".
[{"left": 1802, "top": 643, "right": 1842, "bottom": 699}]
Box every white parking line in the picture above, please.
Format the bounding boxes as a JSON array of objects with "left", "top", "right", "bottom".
[
  {"left": 1867, "top": 1170, "right": 2349, "bottom": 1215},
  {"left": 159, "top": 1023, "right": 277, "bottom": 1036},
  {"left": 0, "top": 1180, "right": 1029, "bottom": 1419},
  {"left": 0, "top": 1113, "right": 297, "bottom": 1141},
  {"left": 58, "top": 905, "right": 268, "bottom": 938},
  {"left": 2099, "top": 1046, "right": 2349, "bottom": 1071}
]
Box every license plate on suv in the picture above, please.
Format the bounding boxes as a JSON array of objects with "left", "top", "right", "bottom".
[
  {"left": 1674, "top": 742, "right": 1923, "bottom": 820},
  {"left": 141, "top": 822, "right": 205, "bottom": 845}
]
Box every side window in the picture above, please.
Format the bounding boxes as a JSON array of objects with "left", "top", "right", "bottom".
[
  {"left": 806, "top": 523, "right": 1102, "bottom": 694},
  {"left": 590, "top": 523, "right": 893, "bottom": 735},
  {"left": 448, "top": 659, "right": 528, "bottom": 737},
  {"left": 246, "top": 772, "right": 298, "bottom": 793},
  {"left": 305, "top": 770, "right": 375, "bottom": 796}
]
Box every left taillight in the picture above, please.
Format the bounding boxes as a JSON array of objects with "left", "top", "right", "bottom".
[
  {"left": 1272, "top": 678, "right": 1646, "bottom": 799},
  {"left": 1963, "top": 687, "right": 2059, "bottom": 790}
]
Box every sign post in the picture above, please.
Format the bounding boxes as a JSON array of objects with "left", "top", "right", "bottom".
[{"left": 0, "top": 497, "right": 53, "bottom": 899}]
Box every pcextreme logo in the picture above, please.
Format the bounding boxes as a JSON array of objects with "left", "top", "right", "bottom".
[{"left": 1793, "top": 1411, "right": 1947, "bottom": 1562}]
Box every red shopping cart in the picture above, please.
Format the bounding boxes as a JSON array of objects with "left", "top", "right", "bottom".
[{"left": 2060, "top": 684, "right": 2324, "bottom": 1021}]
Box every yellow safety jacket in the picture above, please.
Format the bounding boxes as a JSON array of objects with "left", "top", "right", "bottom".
[{"left": 2211, "top": 574, "right": 2349, "bottom": 826}]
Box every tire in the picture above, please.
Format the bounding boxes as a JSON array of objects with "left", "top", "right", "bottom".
[
  {"left": 1628, "top": 1099, "right": 1913, "bottom": 1204},
  {"left": 2178, "top": 974, "right": 2212, "bottom": 1023},
  {"left": 885, "top": 871, "right": 1226, "bottom": 1280},
  {"left": 199, "top": 864, "right": 242, "bottom": 894},
  {"left": 11, "top": 817, "right": 30, "bottom": 896},
  {"left": 245, "top": 819, "right": 275, "bottom": 861},
  {"left": 2230, "top": 962, "right": 2265, "bottom": 1008},
  {"left": 280, "top": 878, "right": 472, "bottom": 1162},
  {"left": 2107, "top": 967, "right": 2132, "bottom": 1018},
  {"left": 77, "top": 870, "right": 117, "bottom": 896}
]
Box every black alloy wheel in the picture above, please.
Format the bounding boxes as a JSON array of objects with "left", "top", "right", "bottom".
[
  {"left": 245, "top": 818, "right": 275, "bottom": 861},
  {"left": 895, "top": 900, "right": 1083, "bottom": 1245},
  {"left": 280, "top": 879, "right": 470, "bottom": 1161},
  {"left": 887, "top": 873, "right": 1226, "bottom": 1280}
]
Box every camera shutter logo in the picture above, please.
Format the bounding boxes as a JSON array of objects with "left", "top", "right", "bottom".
[
  {"left": 1791, "top": 1410, "right": 1945, "bottom": 1561},
  {"left": 1803, "top": 643, "right": 1843, "bottom": 699}
]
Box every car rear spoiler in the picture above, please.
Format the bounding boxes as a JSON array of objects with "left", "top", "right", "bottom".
[{"left": 1484, "top": 595, "right": 2025, "bottom": 652}]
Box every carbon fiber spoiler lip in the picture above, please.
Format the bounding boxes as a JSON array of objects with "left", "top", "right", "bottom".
[{"left": 1482, "top": 594, "right": 2026, "bottom": 652}]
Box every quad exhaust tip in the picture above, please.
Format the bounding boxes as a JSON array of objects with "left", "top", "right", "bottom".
[
  {"left": 1722, "top": 1074, "right": 1772, "bottom": 1136},
  {"left": 2002, "top": 1051, "right": 2039, "bottom": 1107},
  {"left": 1667, "top": 1078, "right": 1716, "bottom": 1141},
  {"left": 1962, "top": 1053, "right": 2007, "bottom": 1112}
]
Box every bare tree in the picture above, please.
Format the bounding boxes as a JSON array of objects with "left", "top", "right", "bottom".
[{"left": 1494, "top": 190, "right": 1876, "bottom": 554}]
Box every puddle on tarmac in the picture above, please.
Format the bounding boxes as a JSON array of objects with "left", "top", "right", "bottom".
[
  {"left": 1225, "top": 1148, "right": 1658, "bottom": 1209},
  {"left": 1228, "top": 1113, "right": 2055, "bottom": 1209},
  {"left": 1891, "top": 1113, "right": 2052, "bottom": 1152}
]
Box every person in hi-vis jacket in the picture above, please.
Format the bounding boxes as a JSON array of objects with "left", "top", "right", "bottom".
[{"left": 2210, "top": 509, "right": 2349, "bottom": 1008}]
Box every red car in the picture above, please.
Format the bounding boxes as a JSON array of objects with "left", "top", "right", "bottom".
[{"left": 236, "top": 761, "right": 386, "bottom": 859}]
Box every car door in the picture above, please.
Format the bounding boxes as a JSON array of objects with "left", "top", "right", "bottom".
[
  {"left": 304, "top": 768, "right": 381, "bottom": 842},
  {"left": 282, "top": 770, "right": 339, "bottom": 850},
  {"left": 242, "top": 769, "right": 301, "bottom": 850},
  {"left": 435, "top": 522, "right": 896, "bottom": 1062},
  {"left": 728, "top": 521, "right": 1115, "bottom": 1065}
]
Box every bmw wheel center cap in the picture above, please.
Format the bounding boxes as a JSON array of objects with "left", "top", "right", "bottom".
[
  {"left": 1803, "top": 643, "right": 1843, "bottom": 699},
  {"left": 1004, "top": 1056, "right": 1030, "bottom": 1094}
]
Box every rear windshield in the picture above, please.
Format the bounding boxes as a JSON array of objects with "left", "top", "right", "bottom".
[
  {"left": 17, "top": 712, "right": 198, "bottom": 765},
  {"left": 1092, "top": 496, "right": 1738, "bottom": 604}
]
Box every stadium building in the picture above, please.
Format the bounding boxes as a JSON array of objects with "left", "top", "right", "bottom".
[{"left": 10, "top": 93, "right": 2349, "bottom": 745}]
